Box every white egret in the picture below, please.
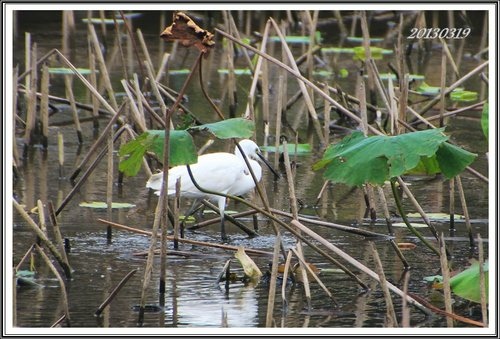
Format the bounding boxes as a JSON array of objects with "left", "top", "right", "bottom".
[{"left": 146, "top": 139, "right": 278, "bottom": 240}]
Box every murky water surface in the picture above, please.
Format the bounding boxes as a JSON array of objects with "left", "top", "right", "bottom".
[{"left": 11, "top": 10, "right": 490, "bottom": 331}]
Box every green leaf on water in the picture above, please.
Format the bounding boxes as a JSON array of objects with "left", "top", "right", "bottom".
[
  {"left": 353, "top": 46, "right": 393, "bottom": 60},
  {"left": 377, "top": 73, "right": 425, "bottom": 81},
  {"left": 406, "top": 212, "right": 464, "bottom": 220},
  {"left": 217, "top": 69, "right": 252, "bottom": 75},
  {"left": 339, "top": 68, "right": 349, "bottom": 78},
  {"left": 260, "top": 143, "right": 312, "bottom": 155},
  {"left": 313, "top": 128, "right": 476, "bottom": 186},
  {"left": 118, "top": 130, "right": 197, "bottom": 176},
  {"left": 346, "top": 36, "right": 384, "bottom": 43},
  {"left": 79, "top": 201, "right": 136, "bottom": 209},
  {"left": 392, "top": 222, "right": 429, "bottom": 228},
  {"left": 188, "top": 118, "right": 255, "bottom": 139},
  {"left": 168, "top": 69, "right": 191, "bottom": 75},
  {"left": 481, "top": 102, "right": 488, "bottom": 139},
  {"left": 450, "top": 90, "right": 478, "bottom": 102}
]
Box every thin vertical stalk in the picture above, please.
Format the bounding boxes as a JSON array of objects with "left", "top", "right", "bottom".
[
  {"left": 40, "top": 64, "right": 49, "bottom": 149},
  {"left": 261, "top": 59, "right": 270, "bottom": 129},
  {"left": 88, "top": 24, "right": 119, "bottom": 110},
  {"left": 449, "top": 178, "right": 455, "bottom": 231},
  {"left": 455, "top": 175, "right": 474, "bottom": 246},
  {"left": 334, "top": 11, "right": 348, "bottom": 36},
  {"left": 265, "top": 231, "right": 282, "bottom": 327},
  {"left": 88, "top": 52, "right": 100, "bottom": 129},
  {"left": 369, "top": 242, "right": 398, "bottom": 327},
  {"left": 137, "top": 28, "right": 155, "bottom": 75},
  {"left": 477, "top": 234, "right": 488, "bottom": 327},
  {"left": 282, "top": 138, "right": 311, "bottom": 308},
  {"left": 12, "top": 65, "right": 20, "bottom": 174},
  {"left": 401, "top": 270, "right": 411, "bottom": 327},
  {"left": 64, "top": 75, "right": 83, "bottom": 144},
  {"left": 24, "top": 32, "right": 31, "bottom": 105},
  {"left": 36, "top": 244, "right": 71, "bottom": 326},
  {"left": 439, "top": 44, "right": 447, "bottom": 127},
  {"left": 323, "top": 83, "right": 330, "bottom": 142},
  {"left": 439, "top": 233, "right": 454, "bottom": 327},
  {"left": 37, "top": 199, "right": 47, "bottom": 236},
  {"left": 47, "top": 201, "right": 70, "bottom": 267},
  {"left": 57, "top": 131, "right": 64, "bottom": 178},
  {"left": 268, "top": 18, "right": 325, "bottom": 145},
  {"left": 106, "top": 125, "right": 114, "bottom": 241},
  {"left": 274, "top": 75, "right": 283, "bottom": 167},
  {"left": 173, "top": 178, "right": 181, "bottom": 249},
  {"left": 281, "top": 250, "right": 293, "bottom": 313},
  {"left": 377, "top": 186, "right": 393, "bottom": 235},
  {"left": 23, "top": 43, "right": 37, "bottom": 156}
]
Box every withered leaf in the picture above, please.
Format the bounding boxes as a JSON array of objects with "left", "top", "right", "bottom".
[{"left": 160, "top": 12, "right": 215, "bottom": 54}]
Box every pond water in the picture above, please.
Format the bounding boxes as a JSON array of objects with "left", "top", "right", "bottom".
[{"left": 10, "top": 9, "right": 491, "bottom": 334}]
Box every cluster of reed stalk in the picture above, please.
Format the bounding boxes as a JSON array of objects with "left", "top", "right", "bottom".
[{"left": 12, "top": 10, "right": 488, "bottom": 328}]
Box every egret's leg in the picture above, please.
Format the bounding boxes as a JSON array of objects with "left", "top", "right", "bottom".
[{"left": 218, "top": 197, "right": 228, "bottom": 241}]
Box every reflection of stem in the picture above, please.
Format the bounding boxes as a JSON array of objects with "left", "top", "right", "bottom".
[{"left": 390, "top": 179, "right": 440, "bottom": 256}]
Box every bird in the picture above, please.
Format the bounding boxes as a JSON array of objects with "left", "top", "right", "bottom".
[{"left": 146, "top": 139, "right": 279, "bottom": 240}]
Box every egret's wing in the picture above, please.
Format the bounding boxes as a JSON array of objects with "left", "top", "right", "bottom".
[{"left": 167, "top": 153, "right": 244, "bottom": 199}]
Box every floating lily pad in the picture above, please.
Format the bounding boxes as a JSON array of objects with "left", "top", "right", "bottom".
[
  {"left": 377, "top": 73, "right": 425, "bottom": 81},
  {"left": 353, "top": 46, "right": 393, "bottom": 60},
  {"left": 48, "top": 67, "right": 95, "bottom": 75},
  {"left": 406, "top": 212, "right": 464, "bottom": 220},
  {"left": 79, "top": 201, "right": 136, "bottom": 209},
  {"left": 450, "top": 90, "right": 478, "bottom": 102},
  {"left": 346, "top": 36, "right": 384, "bottom": 43},
  {"left": 392, "top": 222, "right": 428, "bottom": 228},
  {"left": 217, "top": 69, "right": 252, "bottom": 75},
  {"left": 168, "top": 69, "right": 191, "bottom": 75}
]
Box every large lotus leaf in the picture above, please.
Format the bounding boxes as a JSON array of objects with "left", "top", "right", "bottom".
[
  {"left": 313, "top": 129, "right": 449, "bottom": 186},
  {"left": 119, "top": 130, "right": 197, "bottom": 176},
  {"left": 450, "top": 261, "right": 489, "bottom": 303},
  {"left": 188, "top": 118, "right": 255, "bottom": 139},
  {"left": 436, "top": 142, "right": 477, "bottom": 179}
]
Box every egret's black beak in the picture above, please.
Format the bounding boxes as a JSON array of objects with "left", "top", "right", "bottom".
[{"left": 257, "top": 152, "right": 281, "bottom": 179}]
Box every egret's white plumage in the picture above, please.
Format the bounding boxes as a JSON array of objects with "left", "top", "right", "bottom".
[{"left": 146, "top": 139, "right": 276, "bottom": 240}]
